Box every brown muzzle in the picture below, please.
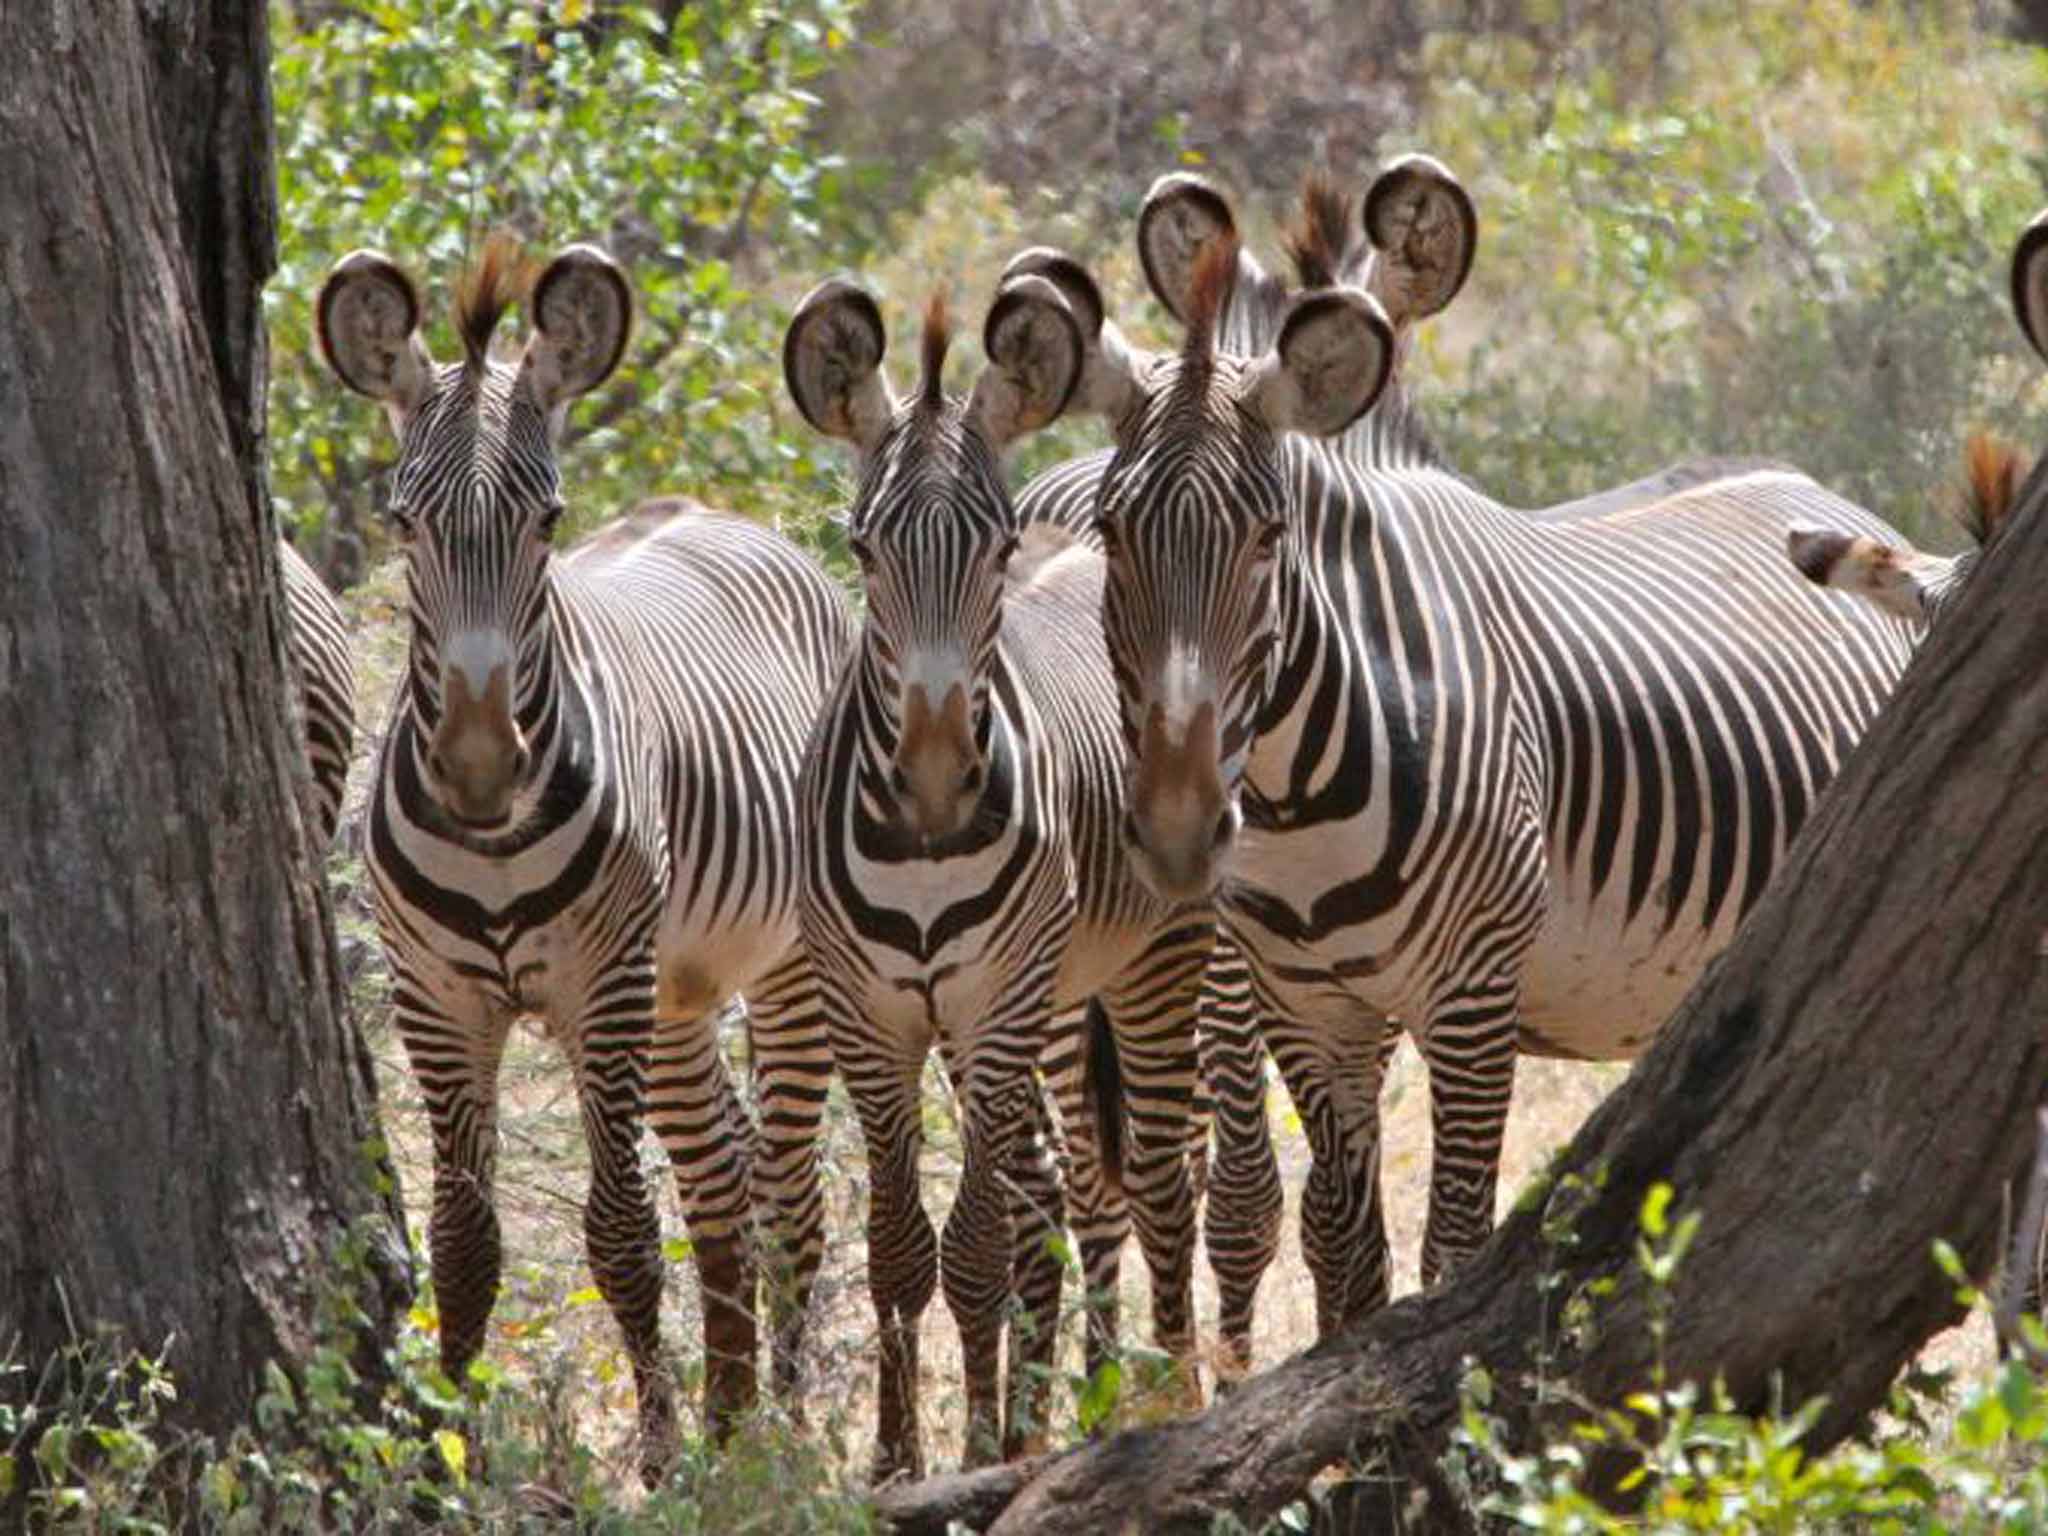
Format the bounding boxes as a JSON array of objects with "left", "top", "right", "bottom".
[
  {"left": 428, "top": 664, "right": 530, "bottom": 826},
  {"left": 893, "top": 681, "right": 984, "bottom": 841},
  {"left": 1127, "top": 698, "right": 1232, "bottom": 899}
]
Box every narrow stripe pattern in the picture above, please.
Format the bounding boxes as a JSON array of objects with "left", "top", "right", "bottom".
[
  {"left": 802, "top": 385, "right": 1221, "bottom": 1478},
  {"left": 1091, "top": 277, "right": 1919, "bottom": 1331},
  {"left": 367, "top": 352, "right": 851, "bottom": 1465},
  {"left": 278, "top": 539, "right": 356, "bottom": 848}
]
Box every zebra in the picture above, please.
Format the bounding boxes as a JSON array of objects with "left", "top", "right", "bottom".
[
  {"left": 999, "top": 157, "right": 1478, "bottom": 1340},
  {"left": 1016, "top": 173, "right": 1921, "bottom": 1333},
  {"left": 314, "top": 237, "right": 852, "bottom": 1477},
  {"left": 1790, "top": 209, "right": 2048, "bottom": 625},
  {"left": 784, "top": 277, "right": 1224, "bottom": 1477},
  {"left": 278, "top": 538, "right": 355, "bottom": 848}
]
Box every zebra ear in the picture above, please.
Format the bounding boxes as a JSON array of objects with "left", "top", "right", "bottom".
[
  {"left": 1000, "top": 247, "right": 1146, "bottom": 422},
  {"left": 317, "top": 251, "right": 434, "bottom": 422},
  {"left": 784, "top": 278, "right": 894, "bottom": 452},
  {"left": 1139, "top": 173, "right": 1252, "bottom": 325},
  {"left": 523, "top": 245, "right": 632, "bottom": 418},
  {"left": 1248, "top": 288, "right": 1393, "bottom": 438},
  {"left": 1362, "top": 154, "right": 1477, "bottom": 326},
  {"left": 2014, "top": 207, "right": 2048, "bottom": 365},
  {"left": 970, "top": 275, "right": 1084, "bottom": 448}
]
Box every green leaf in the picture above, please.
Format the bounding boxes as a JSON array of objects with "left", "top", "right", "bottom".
[
  {"left": 1076, "top": 1360, "right": 1122, "bottom": 1434},
  {"left": 434, "top": 1428, "right": 468, "bottom": 1487}
]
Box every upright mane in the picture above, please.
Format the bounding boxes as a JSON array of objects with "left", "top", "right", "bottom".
[
  {"left": 1283, "top": 169, "right": 1355, "bottom": 291},
  {"left": 1958, "top": 431, "right": 2030, "bottom": 546},
  {"left": 453, "top": 231, "right": 532, "bottom": 373},
  {"left": 916, "top": 290, "right": 951, "bottom": 421},
  {"left": 1173, "top": 235, "right": 1238, "bottom": 408}
]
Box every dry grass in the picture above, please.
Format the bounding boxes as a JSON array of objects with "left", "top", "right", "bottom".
[{"left": 328, "top": 561, "right": 1991, "bottom": 1508}]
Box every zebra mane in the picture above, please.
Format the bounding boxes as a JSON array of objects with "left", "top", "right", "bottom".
[
  {"left": 1283, "top": 169, "right": 1355, "bottom": 291},
  {"left": 1958, "top": 431, "right": 2030, "bottom": 546},
  {"left": 454, "top": 231, "right": 532, "bottom": 373},
  {"left": 917, "top": 290, "right": 951, "bottom": 421},
  {"left": 1175, "top": 234, "right": 1237, "bottom": 405}
]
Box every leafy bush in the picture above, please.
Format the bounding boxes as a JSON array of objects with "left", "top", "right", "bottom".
[
  {"left": 1440, "top": 1186, "right": 2048, "bottom": 1534},
  {"left": 269, "top": 0, "right": 860, "bottom": 585},
  {"left": 1412, "top": 0, "right": 2048, "bottom": 542}
]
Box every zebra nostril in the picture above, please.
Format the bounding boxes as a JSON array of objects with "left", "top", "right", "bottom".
[
  {"left": 511, "top": 745, "right": 532, "bottom": 779},
  {"left": 1121, "top": 809, "right": 1140, "bottom": 846},
  {"left": 959, "top": 762, "right": 983, "bottom": 795},
  {"left": 889, "top": 764, "right": 910, "bottom": 797},
  {"left": 428, "top": 748, "right": 450, "bottom": 783},
  {"left": 1212, "top": 811, "right": 1234, "bottom": 850}
]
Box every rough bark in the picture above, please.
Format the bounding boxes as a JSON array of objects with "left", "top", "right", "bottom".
[
  {"left": 0, "top": 0, "right": 407, "bottom": 1443},
  {"left": 879, "top": 424, "right": 2048, "bottom": 1533}
]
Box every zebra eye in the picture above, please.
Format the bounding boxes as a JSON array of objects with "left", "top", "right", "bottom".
[
  {"left": 848, "top": 535, "right": 875, "bottom": 574},
  {"left": 1092, "top": 516, "right": 1122, "bottom": 555},
  {"left": 1253, "top": 520, "right": 1285, "bottom": 557},
  {"left": 385, "top": 494, "right": 416, "bottom": 538},
  {"left": 538, "top": 500, "right": 566, "bottom": 541},
  {"left": 995, "top": 535, "right": 1020, "bottom": 567}
]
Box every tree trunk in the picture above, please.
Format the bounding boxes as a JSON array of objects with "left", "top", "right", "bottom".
[
  {"left": 0, "top": 0, "right": 407, "bottom": 1448},
  {"left": 880, "top": 434, "right": 2048, "bottom": 1533}
]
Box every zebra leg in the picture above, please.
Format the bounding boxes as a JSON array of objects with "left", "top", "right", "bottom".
[
  {"left": 1196, "top": 933, "right": 1283, "bottom": 1383},
  {"left": 839, "top": 1037, "right": 937, "bottom": 1484},
  {"left": 742, "top": 951, "right": 833, "bottom": 1407},
  {"left": 572, "top": 1001, "right": 679, "bottom": 1485},
  {"left": 646, "top": 1005, "right": 758, "bottom": 1444},
  {"left": 1265, "top": 1019, "right": 1394, "bottom": 1335},
  {"left": 1419, "top": 989, "right": 1520, "bottom": 1288},
  {"left": 943, "top": 1055, "right": 1035, "bottom": 1469},
  {"left": 1001, "top": 1079, "right": 1067, "bottom": 1458},
  {"left": 1100, "top": 919, "right": 1207, "bottom": 1406},
  {"left": 1040, "top": 1004, "right": 1131, "bottom": 1386},
  {"left": 400, "top": 996, "right": 512, "bottom": 1389}
]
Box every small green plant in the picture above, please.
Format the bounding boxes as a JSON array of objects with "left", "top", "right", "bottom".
[{"left": 1446, "top": 1185, "right": 2048, "bottom": 1533}]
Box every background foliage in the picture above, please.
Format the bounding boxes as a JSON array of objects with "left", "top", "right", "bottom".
[{"left": 272, "top": 0, "right": 2047, "bottom": 591}]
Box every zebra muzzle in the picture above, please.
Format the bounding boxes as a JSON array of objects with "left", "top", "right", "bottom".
[
  {"left": 1126, "top": 698, "right": 1233, "bottom": 899},
  {"left": 892, "top": 680, "right": 983, "bottom": 841},
  {"left": 429, "top": 664, "right": 531, "bottom": 827}
]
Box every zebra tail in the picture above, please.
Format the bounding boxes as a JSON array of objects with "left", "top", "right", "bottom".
[{"left": 1082, "top": 997, "right": 1126, "bottom": 1199}]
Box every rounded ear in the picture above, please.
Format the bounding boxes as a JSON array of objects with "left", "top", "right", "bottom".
[
  {"left": 316, "top": 250, "right": 433, "bottom": 411},
  {"left": 1362, "top": 153, "right": 1477, "bottom": 324},
  {"left": 1248, "top": 289, "right": 1393, "bottom": 438},
  {"left": 783, "top": 278, "right": 894, "bottom": 450},
  {"left": 2014, "top": 207, "right": 2048, "bottom": 365},
  {"left": 970, "top": 275, "right": 1084, "bottom": 447},
  {"left": 1138, "top": 172, "right": 1239, "bottom": 324},
  {"left": 523, "top": 244, "right": 632, "bottom": 411},
  {"left": 1000, "top": 246, "right": 1103, "bottom": 343}
]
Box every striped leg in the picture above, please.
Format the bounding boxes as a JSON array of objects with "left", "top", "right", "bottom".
[
  {"left": 742, "top": 951, "right": 833, "bottom": 1404},
  {"left": 1195, "top": 934, "right": 1282, "bottom": 1381},
  {"left": 1418, "top": 982, "right": 1521, "bottom": 1288},
  {"left": 1002, "top": 1080, "right": 1067, "bottom": 1458},
  {"left": 835, "top": 1011, "right": 937, "bottom": 1484},
  {"left": 646, "top": 1004, "right": 758, "bottom": 1441},
  {"left": 569, "top": 987, "right": 678, "bottom": 1483},
  {"left": 1040, "top": 1006, "right": 1132, "bottom": 1384},
  {"left": 1100, "top": 917, "right": 1207, "bottom": 1401},
  {"left": 945, "top": 1039, "right": 1043, "bottom": 1469},
  {"left": 398, "top": 991, "right": 512, "bottom": 1389},
  {"left": 1265, "top": 1015, "right": 1396, "bottom": 1335}
]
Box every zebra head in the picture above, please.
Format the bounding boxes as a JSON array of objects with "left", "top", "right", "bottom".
[
  {"left": 1032, "top": 234, "right": 1392, "bottom": 900},
  {"left": 785, "top": 276, "right": 1084, "bottom": 844},
  {"left": 316, "top": 239, "right": 630, "bottom": 831},
  {"left": 1787, "top": 208, "right": 2048, "bottom": 626}
]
